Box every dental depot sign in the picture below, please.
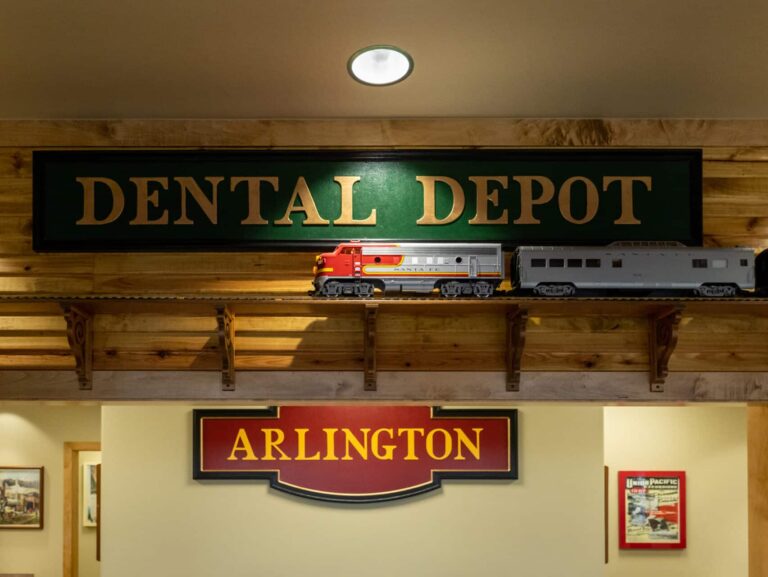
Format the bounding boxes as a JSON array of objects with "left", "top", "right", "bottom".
[
  {"left": 193, "top": 406, "right": 518, "bottom": 503},
  {"left": 33, "top": 149, "right": 702, "bottom": 251}
]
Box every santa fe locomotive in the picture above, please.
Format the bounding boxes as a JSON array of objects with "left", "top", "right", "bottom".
[{"left": 311, "top": 241, "right": 768, "bottom": 298}]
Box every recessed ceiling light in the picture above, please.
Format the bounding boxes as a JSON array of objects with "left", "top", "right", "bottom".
[{"left": 347, "top": 45, "right": 413, "bottom": 86}]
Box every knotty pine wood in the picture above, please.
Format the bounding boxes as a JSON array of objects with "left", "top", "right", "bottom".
[
  {"left": 3, "top": 119, "right": 768, "bottom": 148},
  {"left": 1, "top": 303, "right": 767, "bottom": 373},
  {"left": 0, "top": 119, "right": 767, "bottom": 378},
  {"left": 1, "top": 152, "right": 768, "bottom": 297}
]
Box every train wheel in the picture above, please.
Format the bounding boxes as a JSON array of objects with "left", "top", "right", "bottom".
[
  {"left": 440, "top": 281, "right": 465, "bottom": 298},
  {"left": 695, "top": 284, "right": 737, "bottom": 297},
  {"left": 319, "top": 281, "right": 343, "bottom": 297},
  {"left": 472, "top": 281, "right": 494, "bottom": 298},
  {"left": 534, "top": 283, "right": 576, "bottom": 297},
  {"left": 355, "top": 282, "right": 374, "bottom": 297}
]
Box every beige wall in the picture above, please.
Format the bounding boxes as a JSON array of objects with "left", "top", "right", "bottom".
[
  {"left": 101, "top": 405, "right": 605, "bottom": 577},
  {"left": 604, "top": 406, "right": 748, "bottom": 577},
  {"left": 0, "top": 404, "right": 101, "bottom": 577},
  {"left": 0, "top": 404, "right": 749, "bottom": 576}
]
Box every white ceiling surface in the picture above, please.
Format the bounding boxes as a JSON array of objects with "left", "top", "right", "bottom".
[{"left": 1, "top": 0, "right": 767, "bottom": 119}]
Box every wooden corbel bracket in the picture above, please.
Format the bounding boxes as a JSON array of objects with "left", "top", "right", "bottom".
[
  {"left": 62, "top": 304, "right": 93, "bottom": 390},
  {"left": 506, "top": 306, "right": 529, "bottom": 392},
  {"left": 648, "top": 305, "right": 684, "bottom": 392},
  {"left": 216, "top": 306, "right": 236, "bottom": 391},
  {"left": 364, "top": 303, "right": 378, "bottom": 391}
]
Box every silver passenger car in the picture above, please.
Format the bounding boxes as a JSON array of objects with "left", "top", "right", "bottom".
[{"left": 513, "top": 242, "right": 756, "bottom": 297}]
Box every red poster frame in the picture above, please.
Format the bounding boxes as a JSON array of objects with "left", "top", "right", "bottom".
[{"left": 618, "top": 470, "right": 686, "bottom": 549}]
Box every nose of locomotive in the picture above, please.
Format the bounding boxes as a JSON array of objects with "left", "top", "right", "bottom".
[{"left": 313, "top": 254, "right": 329, "bottom": 276}]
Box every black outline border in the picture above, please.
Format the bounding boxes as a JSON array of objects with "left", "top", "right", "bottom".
[
  {"left": 33, "top": 149, "right": 703, "bottom": 252},
  {"left": 192, "top": 407, "right": 518, "bottom": 504}
]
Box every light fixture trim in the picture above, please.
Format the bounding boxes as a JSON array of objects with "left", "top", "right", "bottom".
[{"left": 347, "top": 45, "right": 414, "bottom": 86}]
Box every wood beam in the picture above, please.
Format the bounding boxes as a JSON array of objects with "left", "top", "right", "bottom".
[
  {"left": 364, "top": 304, "right": 378, "bottom": 391},
  {"left": 216, "top": 306, "right": 236, "bottom": 391},
  {"left": 5, "top": 370, "right": 768, "bottom": 402},
  {"left": 4, "top": 118, "right": 768, "bottom": 148},
  {"left": 62, "top": 304, "right": 93, "bottom": 390},
  {"left": 648, "top": 306, "right": 684, "bottom": 392},
  {"left": 506, "top": 306, "right": 528, "bottom": 392}
]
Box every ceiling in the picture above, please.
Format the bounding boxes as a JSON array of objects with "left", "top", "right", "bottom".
[{"left": 2, "top": 0, "right": 767, "bottom": 119}]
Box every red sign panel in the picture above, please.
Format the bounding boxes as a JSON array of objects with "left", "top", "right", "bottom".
[{"left": 193, "top": 406, "right": 518, "bottom": 503}]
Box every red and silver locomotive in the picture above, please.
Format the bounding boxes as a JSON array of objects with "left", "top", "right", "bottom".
[
  {"left": 313, "top": 241, "right": 768, "bottom": 298},
  {"left": 313, "top": 242, "right": 503, "bottom": 297}
]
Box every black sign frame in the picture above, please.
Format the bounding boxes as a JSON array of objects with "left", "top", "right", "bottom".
[{"left": 33, "top": 148, "right": 703, "bottom": 252}]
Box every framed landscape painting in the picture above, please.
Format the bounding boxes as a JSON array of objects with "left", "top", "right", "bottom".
[
  {"left": 0, "top": 467, "right": 44, "bottom": 529},
  {"left": 619, "top": 470, "right": 686, "bottom": 549}
]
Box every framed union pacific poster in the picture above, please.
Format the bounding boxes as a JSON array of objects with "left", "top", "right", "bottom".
[{"left": 619, "top": 470, "right": 686, "bottom": 549}]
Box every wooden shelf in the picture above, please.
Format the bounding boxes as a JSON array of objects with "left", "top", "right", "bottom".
[
  {"left": 0, "top": 294, "right": 766, "bottom": 401},
  {"left": 1, "top": 293, "right": 767, "bottom": 314}
]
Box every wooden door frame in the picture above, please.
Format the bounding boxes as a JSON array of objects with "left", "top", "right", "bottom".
[{"left": 63, "top": 441, "right": 101, "bottom": 577}]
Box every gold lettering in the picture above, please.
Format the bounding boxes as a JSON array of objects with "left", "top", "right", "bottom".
[
  {"left": 603, "top": 176, "right": 651, "bottom": 225},
  {"left": 295, "top": 428, "right": 321, "bottom": 461},
  {"left": 322, "top": 428, "right": 339, "bottom": 461},
  {"left": 371, "top": 428, "right": 396, "bottom": 460},
  {"left": 75, "top": 177, "right": 125, "bottom": 225},
  {"left": 512, "top": 176, "right": 555, "bottom": 224},
  {"left": 468, "top": 176, "right": 509, "bottom": 225},
  {"left": 129, "top": 177, "right": 169, "bottom": 225},
  {"left": 233, "top": 176, "right": 276, "bottom": 225},
  {"left": 426, "top": 429, "right": 453, "bottom": 460},
  {"left": 174, "top": 176, "right": 223, "bottom": 225},
  {"left": 334, "top": 176, "right": 376, "bottom": 225},
  {"left": 262, "top": 428, "right": 291, "bottom": 461},
  {"left": 398, "top": 428, "right": 425, "bottom": 460},
  {"left": 226, "top": 428, "right": 259, "bottom": 461},
  {"left": 274, "top": 177, "right": 330, "bottom": 226},
  {"left": 415, "top": 176, "right": 465, "bottom": 225},
  {"left": 558, "top": 176, "right": 599, "bottom": 225},
  {"left": 342, "top": 428, "right": 370, "bottom": 460},
  {"left": 454, "top": 428, "right": 482, "bottom": 460}
]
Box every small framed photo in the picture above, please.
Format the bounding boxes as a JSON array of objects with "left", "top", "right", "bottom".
[
  {"left": 619, "top": 470, "right": 685, "bottom": 549},
  {"left": 0, "top": 467, "right": 44, "bottom": 530},
  {"left": 83, "top": 463, "right": 99, "bottom": 528}
]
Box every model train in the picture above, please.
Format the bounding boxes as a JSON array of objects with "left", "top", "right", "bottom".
[{"left": 312, "top": 241, "right": 768, "bottom": 298}]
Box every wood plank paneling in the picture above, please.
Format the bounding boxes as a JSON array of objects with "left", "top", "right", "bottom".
[
  {"left": 0, "top": 150, "right": 31, "bottom": 178},
  {"left": 0, "top": 216, "right": 33, "bottom": 240},
  {"left": 3, "top": 303, "right": 768, "bottom": 373},
  {"left": 0, "top": 354, "right": 74, "bottom": 369},
  {"left": 92, "top": 253, "right": 314, "bottom": 275},
  {"left": 704, "top": 162, "right": 768, "bottom": 178},
  {"left": 703, "top": 217, "right": 768, "bottom": 237},
  {"left": 3, "top": 119, "right": 768, "bottom": 148},
  {"left": 0, "top": 119, "right": 767, "bottom": 379},
  {"left": 91, "top": 275, "right": 312, "bottom": 295},
  {"left": 0, "top": 179, "right": 31, "bottom": 214}
]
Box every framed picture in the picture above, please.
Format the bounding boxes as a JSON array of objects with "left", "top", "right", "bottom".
[
  {"left": 0, "top": 467, "right": 44, "bottom": 529},
  {"left": 83, "top": 462, "right": 99, "bottom": 528},
  {"left": 619, "top": 470, "right": 686, "bottom": 549}
]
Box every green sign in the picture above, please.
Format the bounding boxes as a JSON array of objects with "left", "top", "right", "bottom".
[{"left": 33, "top": 149, "right": 702, "bottom": 251}]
